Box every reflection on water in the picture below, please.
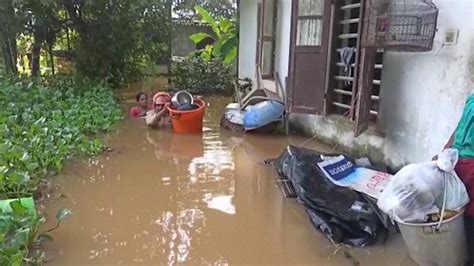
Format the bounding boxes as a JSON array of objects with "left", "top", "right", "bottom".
[{"left": 41, "top": 80, "right": 411, "bottom": 265}]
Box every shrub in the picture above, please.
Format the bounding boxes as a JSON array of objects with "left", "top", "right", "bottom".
[
  {"left": 0, "top": 74, "right": 123, "bottom": 199},
  {"left": 172, "top": 55, "right": 233, "bottom": 95}
]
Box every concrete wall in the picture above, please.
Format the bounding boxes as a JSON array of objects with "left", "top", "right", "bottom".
[
  {"left": 238, "top": 0, "right": 258, "bottom": 82},
  {"left": 172, "top": 23, "right": 213, "bottom": 57},
  {"left": 290, "top": 0, "right": 474, "bottom": 169}
]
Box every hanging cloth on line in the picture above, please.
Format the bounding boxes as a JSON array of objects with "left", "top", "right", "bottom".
[{"left": 337, "top": 47, "right": 357, "bottom": 86}]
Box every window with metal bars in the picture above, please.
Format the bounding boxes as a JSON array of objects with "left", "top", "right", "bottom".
[{"left": 326, "top": 0, "right": 384, "bottom": 135}]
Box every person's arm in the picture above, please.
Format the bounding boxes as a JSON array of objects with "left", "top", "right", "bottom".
[
  {"left": 148, "top": 103, "right": 170, "bottom": 127},
  {"left": 444, "top": 131, "right": 455, "bottom": 149},
  {"left": 432, "top": 125, "right": 457, "bottom": 160}
]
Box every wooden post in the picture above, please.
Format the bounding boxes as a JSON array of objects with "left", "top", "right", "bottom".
[{"left": 167, "top": 0, "right": 172, "bottom": 84}]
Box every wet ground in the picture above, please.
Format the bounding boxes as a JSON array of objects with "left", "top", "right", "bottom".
[{"left": 41, "top": 80, "right": 413, "bottom": 265}]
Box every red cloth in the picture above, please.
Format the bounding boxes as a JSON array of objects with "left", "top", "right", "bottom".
[
  {"left": 455, "top": 158, "right": 474, "bottom": 218},
  {"left": 130, "top": 106, "right": 143, "bottom": 118},
  {"left": 130, "top": 105, "right": 152, "bottom": 118}
]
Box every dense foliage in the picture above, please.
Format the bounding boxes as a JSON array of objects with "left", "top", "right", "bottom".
[
  {"left": 0, "top": 74, "right": 122, "bottom": 199},
  {"left": 173, "top": 55, "right": 233, "bottom": 95},
  {"left": 0, "top": 0, "right": 238, "bottom": 85},
  {"left": 66, "top": 0, "right": 171, "bottom": 84},
  {"left": 0, "top": 0, "right": 172, "bottom": 83},
  {"left": 173, "top": 0, "right": 237, "bottom": 21},
  {"left": 0, "top": 73, "right": 120, "bottom": 264}
]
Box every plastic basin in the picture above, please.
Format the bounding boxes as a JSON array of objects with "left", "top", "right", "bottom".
[
  {"left": 167, "top": 99, "right": 206, "bottom": 134},
  {"left": 396, "top": 209, "right": 468, "bottom": 266}
]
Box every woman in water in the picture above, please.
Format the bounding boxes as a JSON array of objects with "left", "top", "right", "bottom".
[{"left": 130, "top": 92, "right": 151, "bottom": 118}]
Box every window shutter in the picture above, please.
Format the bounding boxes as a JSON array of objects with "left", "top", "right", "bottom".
[{"left": 354, "top": 47, "right": 376, "bottom": 136}]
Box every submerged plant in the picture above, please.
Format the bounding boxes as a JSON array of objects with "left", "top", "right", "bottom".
[
  {"left": 0, "top": 73, "right": 120, "bottom": 264},
  {"left": 0, "top": 199, "right": 72, "bottom": 264},
  {"left": 0, "top": 75, "right": 122, "bottom": 198}
]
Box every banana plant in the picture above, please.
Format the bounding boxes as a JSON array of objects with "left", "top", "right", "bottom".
[{"left": 189, "top": 6, "right": 238, "bottom": 65}]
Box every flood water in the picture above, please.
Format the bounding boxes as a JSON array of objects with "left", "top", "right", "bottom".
[{"left": 41, "top": 80, "right": 413, "bottom": 265}]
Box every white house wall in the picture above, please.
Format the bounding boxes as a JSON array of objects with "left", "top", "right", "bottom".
[
  {"left": 290, "top": 0, "right": 474, "bottom": 169},
  {"left": 239, "top": 0, "right": 292, "bottom": 91},
  {"left": 238, "top": 0, "right": 258, "bottom": 83},
  {"left": 379, "top": 0, "right": 474, "bottom": 166}
]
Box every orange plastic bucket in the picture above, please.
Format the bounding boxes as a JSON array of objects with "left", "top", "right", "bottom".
[{"left": 167, "top": 99, "right": 206, "bottom": 134}]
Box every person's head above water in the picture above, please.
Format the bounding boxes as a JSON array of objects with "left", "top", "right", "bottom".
[
  {"left": 135, "top": 92, "right": 148, "bottom": 108},
  {"left": 153, "top": 92, "right": 171, "bottom": 112}
]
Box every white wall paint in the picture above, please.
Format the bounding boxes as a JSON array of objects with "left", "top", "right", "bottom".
[
  {"left": 380, "top": 0, "right": 474, "bottom": 166},
  {"left": 239, "top": 0, "right": 292, "bottom": 92},
  {"left": 238, "top": 0, "right": 258, "bottom": 82},
  {"left": 274, "top": 0, "right": 292, "bottom": 90},
  {"left": 290, "top": 0, "right": 474, "bottom": 168}
]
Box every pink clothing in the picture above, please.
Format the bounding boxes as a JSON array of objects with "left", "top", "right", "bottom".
[
  {"left": 130, "top": 105, "right": 152, "bottom": 118},
  {"left": 455, "top": 158, "right": 474, "bottom": 218}
]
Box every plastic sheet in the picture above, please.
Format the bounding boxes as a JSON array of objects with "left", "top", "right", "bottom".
[
  {"left": 377, "top": 149, "right": 469, "bottom": 222},
  {"left": 273, "top": 146, "right": 384, "bottom": 247}
]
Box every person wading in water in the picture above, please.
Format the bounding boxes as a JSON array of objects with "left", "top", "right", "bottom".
[
  {"left": 441, "top": 93, "right": 474, "bottom": 262},
  {"left": 145, "top": 92, "right": 171, "bottom": 128},
  {"left": 130, "top": 92, "right": 152, "bottom": 118}
]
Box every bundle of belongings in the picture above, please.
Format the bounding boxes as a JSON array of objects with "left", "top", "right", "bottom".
[
  {"left": 271, "top": 147, "right": 470, "bottom": 247},
  {"left": 377, "top": 149, "right": 468, "bottom": 223},
  {"left": 272, "top": 146, "right": 392, "bottom": 247}
]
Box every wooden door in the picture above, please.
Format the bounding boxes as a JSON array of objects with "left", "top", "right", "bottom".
[{"left": 288, "top": 0, "right": 332, "bottom": 114}]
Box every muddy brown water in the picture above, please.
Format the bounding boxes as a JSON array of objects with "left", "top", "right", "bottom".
[{"left": 40, "top": 81, "right": 413, "bottom": 265}]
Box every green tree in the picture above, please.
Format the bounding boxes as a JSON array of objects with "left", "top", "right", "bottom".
[
  {"left": 173, "top": 0, "right": 237, "bottom": 20},
  {"left": 63, "top": 0, "right": 171, "bottom": 83},
  {"left": 0, "top": 0, "right": 21, "bottom": 74},
  {"left": 190, "top": 6, "right": 237, "bottom": 65},
  {"left": 20, "top": 0, "right": 63, "bottom": 77}
]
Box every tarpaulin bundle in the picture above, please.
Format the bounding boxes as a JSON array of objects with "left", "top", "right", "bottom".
[{"left": 272, "top": 146, "right": 384, "bottom": 246}]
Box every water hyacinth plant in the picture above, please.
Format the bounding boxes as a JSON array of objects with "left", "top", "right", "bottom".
[{"left": 0, "top": 73, "right": 122, "bottom": 264}]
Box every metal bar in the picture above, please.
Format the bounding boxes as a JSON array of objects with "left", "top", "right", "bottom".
[
  {"left": 334, "top": 89, "right": 353, "bottom": 96},
  {"left": 333, "top": 102, "right": 351, "bottom": 109},
  {"left": 370, "top": 110, "right": 378, "bottom": 116},
  {"left": 371, "top": 95, "right": 379, "bottom": 101},
  {"left": 338, "top": 33, "right": 359, "bottom": 39},
  {"left": 341, "top": 3, "right": 361, "bottom": 10},
  {"left": 335, "top": 75, "right": 353, "bottom": 82},
  {"left": 336, "top": 62, "right": 355, "bottom": 68},
  {"left": 373, "top": 80, "right": 381, "bottom": 85},
  {"left": 339, "top": 18, "right": 360, "bottom": 24},
  {"left": 297, "top": 15, "right": 323, "bottom": 20}
]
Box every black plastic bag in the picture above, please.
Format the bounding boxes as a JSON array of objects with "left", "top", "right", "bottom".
[{"left": 273, "top": 146, "right": 383, "bottom": 247}]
